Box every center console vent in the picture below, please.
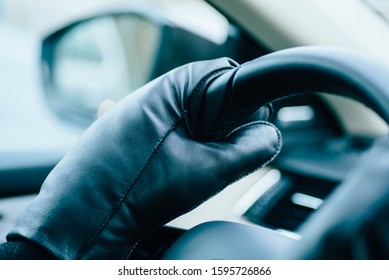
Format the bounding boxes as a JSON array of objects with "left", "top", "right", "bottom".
[{"left": 242, "top": 170, "right": 338, "bottom": 234}]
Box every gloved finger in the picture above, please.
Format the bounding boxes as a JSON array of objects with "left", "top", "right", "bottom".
[
  {"left": 167, "top": 121, "right": 281, "bottom": 211},
  {"left": 208, "top": 120, "right": 281, "bottom": 186},
  {"left": 242, "top": 104, "right": 274, "bottom": 123},
  {"left": 195, "top": 105, "right": 275, "bottom": 141}
]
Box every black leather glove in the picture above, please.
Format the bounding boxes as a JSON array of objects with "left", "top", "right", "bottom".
[{"left": 7, "top": 58, "right": 281, "bottom": 259}]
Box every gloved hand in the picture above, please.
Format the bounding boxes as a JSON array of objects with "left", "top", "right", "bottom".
[{"left": 7, "top": 58, "right": 281, "bottom": 259}]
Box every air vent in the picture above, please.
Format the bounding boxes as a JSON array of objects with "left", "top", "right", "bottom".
[{"left": 243, "top": 171, "right": 337, "bottom": 234}]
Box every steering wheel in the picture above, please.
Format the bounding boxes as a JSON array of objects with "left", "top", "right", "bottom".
[{"left": 163, "top": 46, "right": 389, "bottom": 259}]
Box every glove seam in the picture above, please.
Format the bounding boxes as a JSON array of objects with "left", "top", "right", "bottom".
[
  {"left": 124, "top": 66, "right": 243, "bottom": 259},
  {"left": 125, "top": 121, "right": 282, "bottom": 259},
  {"left": 77, "top": 122, "right": 177, "bottom": 259},
  {"left": 184, "top": 66, "right": 236, "bottom": 109},
  {"left": 123, "top": 66, "right": 237, "bottom": 259},
  {"left": 184, "top": 66, "right": 236, "bottom": 139},
  {"left": 77, "top": 64, "right": 238, "bottom": 259},
  {"left": 163, "top": 121, "right": 282, "bottom": 222}
]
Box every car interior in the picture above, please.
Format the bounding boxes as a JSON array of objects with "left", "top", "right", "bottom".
[{"left": 1, "top": 0, "right": 389, "bottom": 259}]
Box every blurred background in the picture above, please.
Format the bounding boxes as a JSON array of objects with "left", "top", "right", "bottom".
[{"left": 1, "top": 0, "right": 228, "bottom": 38}]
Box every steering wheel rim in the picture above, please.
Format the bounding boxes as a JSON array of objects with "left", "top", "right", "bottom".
[
  {"left": 195, "top": 46, "right": 389, "bottom": 140},
  {"left": 165, "top": 46, "right": 389, "bottom": 259}
]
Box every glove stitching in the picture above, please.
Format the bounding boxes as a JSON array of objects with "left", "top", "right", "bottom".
[
  {"left": 124, "top": 66, "right": 238, "bottom": 258},
  {"left": 184, "top": 66, "right": 235, "bottom": 138},
  {"left": 161, "top": 121, "right": 282, "bottom": 225},
  {"left": 78, "top": 65, "right": 238, "bottom": 259},
  {"left": 125, "top": 120, "right": 282, "bottom": 259},
  {"left": 184, "top": 67, "right": 235, "bottom": 110},
  {"left": 124, "top": 66, "right": 237, "bottom": 258},
  {"left": 77, "top": 123, "right": 177, "bottom": 259}
]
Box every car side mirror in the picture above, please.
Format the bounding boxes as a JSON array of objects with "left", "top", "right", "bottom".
[
  {"left": 41, "top": 8, "right": 266, "bottom": 126},
  {"left": 42, "top": 12, "right": 161, "bottom": 125}
]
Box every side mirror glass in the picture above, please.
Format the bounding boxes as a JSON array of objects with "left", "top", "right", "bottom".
[{"left": 43, "top": 14, "right": 161, "bottom": 124}]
